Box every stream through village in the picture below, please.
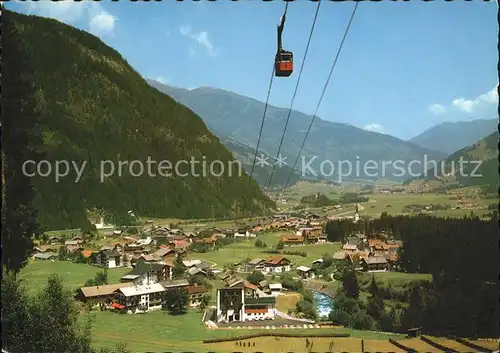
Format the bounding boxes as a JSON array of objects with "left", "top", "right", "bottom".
[{"left": 313, "top": 290, "right": 334, "bottom": 319}]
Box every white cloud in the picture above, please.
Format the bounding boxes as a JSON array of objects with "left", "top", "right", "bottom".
[
  {"left": 432, "top": 85, "right": 499, "bottom": 116},
  {"left": 89, "top": 10, "right": 116, "bottom": 36},
  {"left": 478, "top": 86, "right": 499, "bottom": 104},
  {"left": 23, "top": 0, "right": 87, "bottom": 23},
  {"left": 155, "top": 76, "right": 171, "bottom": 85},
  {"left": 451, "top": 98, "right": 477, "bottom": 113},
  {"left": 88, "top": 3, "right": 116, "bottom": 37},
  {"left": 179, "top": 24, "right": 219, "bottom": 57},
  {"left": 21, "top": 1, "right": 117, "bottom": 38},
  {"left": 429, "top": 104, "right": 446, "bottom": 115},
  {"left": 363, "top": 123, "right": 385, "bottom": 133}
]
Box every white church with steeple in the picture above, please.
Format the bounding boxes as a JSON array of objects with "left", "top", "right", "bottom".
[{"left": 354, "top": 203, "right": 360, "bottom": 223}]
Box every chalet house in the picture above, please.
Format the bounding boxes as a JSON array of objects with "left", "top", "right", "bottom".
[
  {"left": 112, "top": 242, "right": 126, "bottom": 253},
  {"left": 360, "top": 256, "right": 388, "bottom": 272},
  {"left": 33, "top": 252, "right": 57, "bottom": 260},
  {"left": 311, "top": 259, "right": 324, "bottom": 267},
  {"left": 296, "top": 266, "right": 315, "bottom": 280},
  {"left": 160, "top": 279, "right": 190, "bottom": 291},
  {"left": 151, "top": 247, "right": 176, "bottom": 261},
  {"left": 333, "top": 251, "right": 349, "bottom": 261},
  {"left": 279, "top": 234, "right": 304, "bottom": 246},
  {"left": 194, "top": 235, "right": 218, "bottom": 246},
  {"left": 33, "top": 245, "right": 58, "bottom": 254},
  {"left": 342, "top": 244, "right": 358, "bottom": 253},
  {"left": 244, "top": 258, "right": 266, "bottom": 272},
  {"left": 136, "top": 254, "right": 158, "bottom": 263},
  {"left": 123, "top": 236, "right": 140, "bottom": 244},
  {"left": 263, "top": 256, "right": 292, "bottom": 273},
  {"left": 216, "top": 277, "right": 276, "bottom": 323},
  {"left": 135, "top": 237, "right": 155, "bottom": 247},
  {"left": 182, "top": 259, "right": 202, "bottom": 268},
  {"left": 188, "top": 267, "right": 207, "bottom": 277},
  {"left": 113, "top": 283, "right": 166, "bottom": 313},
  {"left": 76, "top": 283, "right": 134, "bottom": 305},
  {"left": 48, "top": 236, "right": 62, "bottom": 245},
  {"left": 184, "top": 232, "right": 197, "bottom": 239},
  {"left": 65, "top": 240, "right": 80, "bottom": 246},
  {"left": 124, "top": 244, "right": 145, "bottom": 254},
  {"left": 258, "top": 280, "right": 269, "bottom": 291},
  {"left": 187, "top": 284, "right": 209, "bottom": 307},
  {"left": 66, "top": 245, "right": 84, "bottom": 254},
  {"left": 169, "top": 240, "right": 190, "bottom": 252},
  {"left": 120, "top": 260, "right": 172, "bottom": 283},
  {"left": 304, "top": 230, "right": 322, "bottom": 244},
  {"left": 95, "top": 250, "right": 123, "bottom": 268},
  {"left": 72, "top": 236, "right": 85, "bottom": 244},
  {"left": 268, "top": 283, "right": 283, "bottom": 296},
  {"left": 234, "top": 229, "right": 256, "bottom": 238}
]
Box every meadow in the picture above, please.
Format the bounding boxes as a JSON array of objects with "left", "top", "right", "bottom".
[
  {"left": 185, "top": 232, "right": 342, "bottom": 268},
  {"left": 19, "top": 261, "right": 129, "bottom": 294},
  {"left": 85, "top": 310, "right": 406, "bottom": 352}
]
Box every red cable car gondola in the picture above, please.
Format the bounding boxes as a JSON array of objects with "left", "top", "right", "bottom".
[{"left": 275, "top": 9, "right": 293, "bottom": 77}]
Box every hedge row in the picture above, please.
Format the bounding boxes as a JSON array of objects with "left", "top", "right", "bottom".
[{"left": 202, "top": 332, "right": 350, "bottom": 344}]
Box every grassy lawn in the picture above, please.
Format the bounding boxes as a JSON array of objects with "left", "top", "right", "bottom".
[
  {"left": 19, "top": 261, "right": 130, "bottom": 294},
  {"left": 186, "top": 232, "right": 341, "bottom": 268},
  {"left": 358, "top": 271, "right": 432, "bottom": 287},
  {"left": 276, "top": 293, "right": 301, "bottom": 313},
  {"left": 85, "top": 310, "right": 405, "bottom": 352}
]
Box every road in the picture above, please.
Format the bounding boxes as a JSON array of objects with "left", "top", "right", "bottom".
[{"left": 326, "top": 199, "right": 377, "bottom": 219}]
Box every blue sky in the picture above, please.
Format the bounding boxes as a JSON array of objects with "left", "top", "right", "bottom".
[{"left": 7, "top": 0, "right": 499, "bottom": 140}]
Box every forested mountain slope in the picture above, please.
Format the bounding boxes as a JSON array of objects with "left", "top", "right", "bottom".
[
  {"left": 3, "top": 10, "right": 274, "bottom": 230},
  {"left": 405, "top": 131, "right": 499, "bottom": 193},
  {"left": 148, "top": 80, "right": 446, "bottom": 182}
]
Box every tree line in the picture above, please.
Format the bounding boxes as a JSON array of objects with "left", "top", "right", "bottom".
[{"left": 328, "top": 213, "right": 499, "bottom": 338}]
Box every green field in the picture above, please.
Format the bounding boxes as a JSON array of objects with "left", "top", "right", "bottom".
[
  {"left": 273, "top": 180, "right": 493, "bottom": 220},
  {"left": 358, "top": 271, "right": 432, "bottom": 286},
  {"left": 85, "top": 310, "right": 405, "bottom": 352},
  {"left": 19, "top": 261, "right": 129, "bottom": 294},
  {"left": 185, "top": 232, "right": 342, "bottom": 268}
]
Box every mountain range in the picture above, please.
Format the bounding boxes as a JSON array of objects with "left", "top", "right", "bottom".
[
  {"left": 147, "top": 80, "right": 447, "bottom": 183},
  {"left": 405, "top": 131, "right": 499, "bottom": 193},
  {"left": 409, "top": 118, "right": 498, "bottom": 155},
  {"left": 4, "top": 10, "right": 274, "bottom": 230}
]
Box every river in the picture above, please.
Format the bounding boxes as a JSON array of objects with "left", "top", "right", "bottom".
[{"left": 313, "top": 290, "right": 334, "bottom": 319}]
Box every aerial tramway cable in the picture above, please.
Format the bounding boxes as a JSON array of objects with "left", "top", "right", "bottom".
[
  {"left": 245, "top": 2, "right": 289, "bottom": 215},
  {"left": 267, "top": 0, "right": 322, "bottom": 188},
  {"left": 280, "top": 1, "right": 359, "bottom": 199}
]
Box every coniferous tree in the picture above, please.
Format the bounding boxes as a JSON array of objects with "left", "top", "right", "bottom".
[
  {"left": 341, "top": 268, "right": 360, "bottom": 299},
  {"left": 1, "top": 9, "right": 45, "bottom": 272}
]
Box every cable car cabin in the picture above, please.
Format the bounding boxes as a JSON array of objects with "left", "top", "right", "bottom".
[{"left": 275, "top": 51, "right": 293, "bottom": 77}]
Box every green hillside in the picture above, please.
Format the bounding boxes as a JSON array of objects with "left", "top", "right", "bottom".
[
  {"left": 405, "top": 131, "right": 499, "bottom": 193},
  {"left": 409, "top": 118, "right": 498, "bottom": 155},
  {"left": 3, "top": 10, "right": 274, "bottom": 230}
]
